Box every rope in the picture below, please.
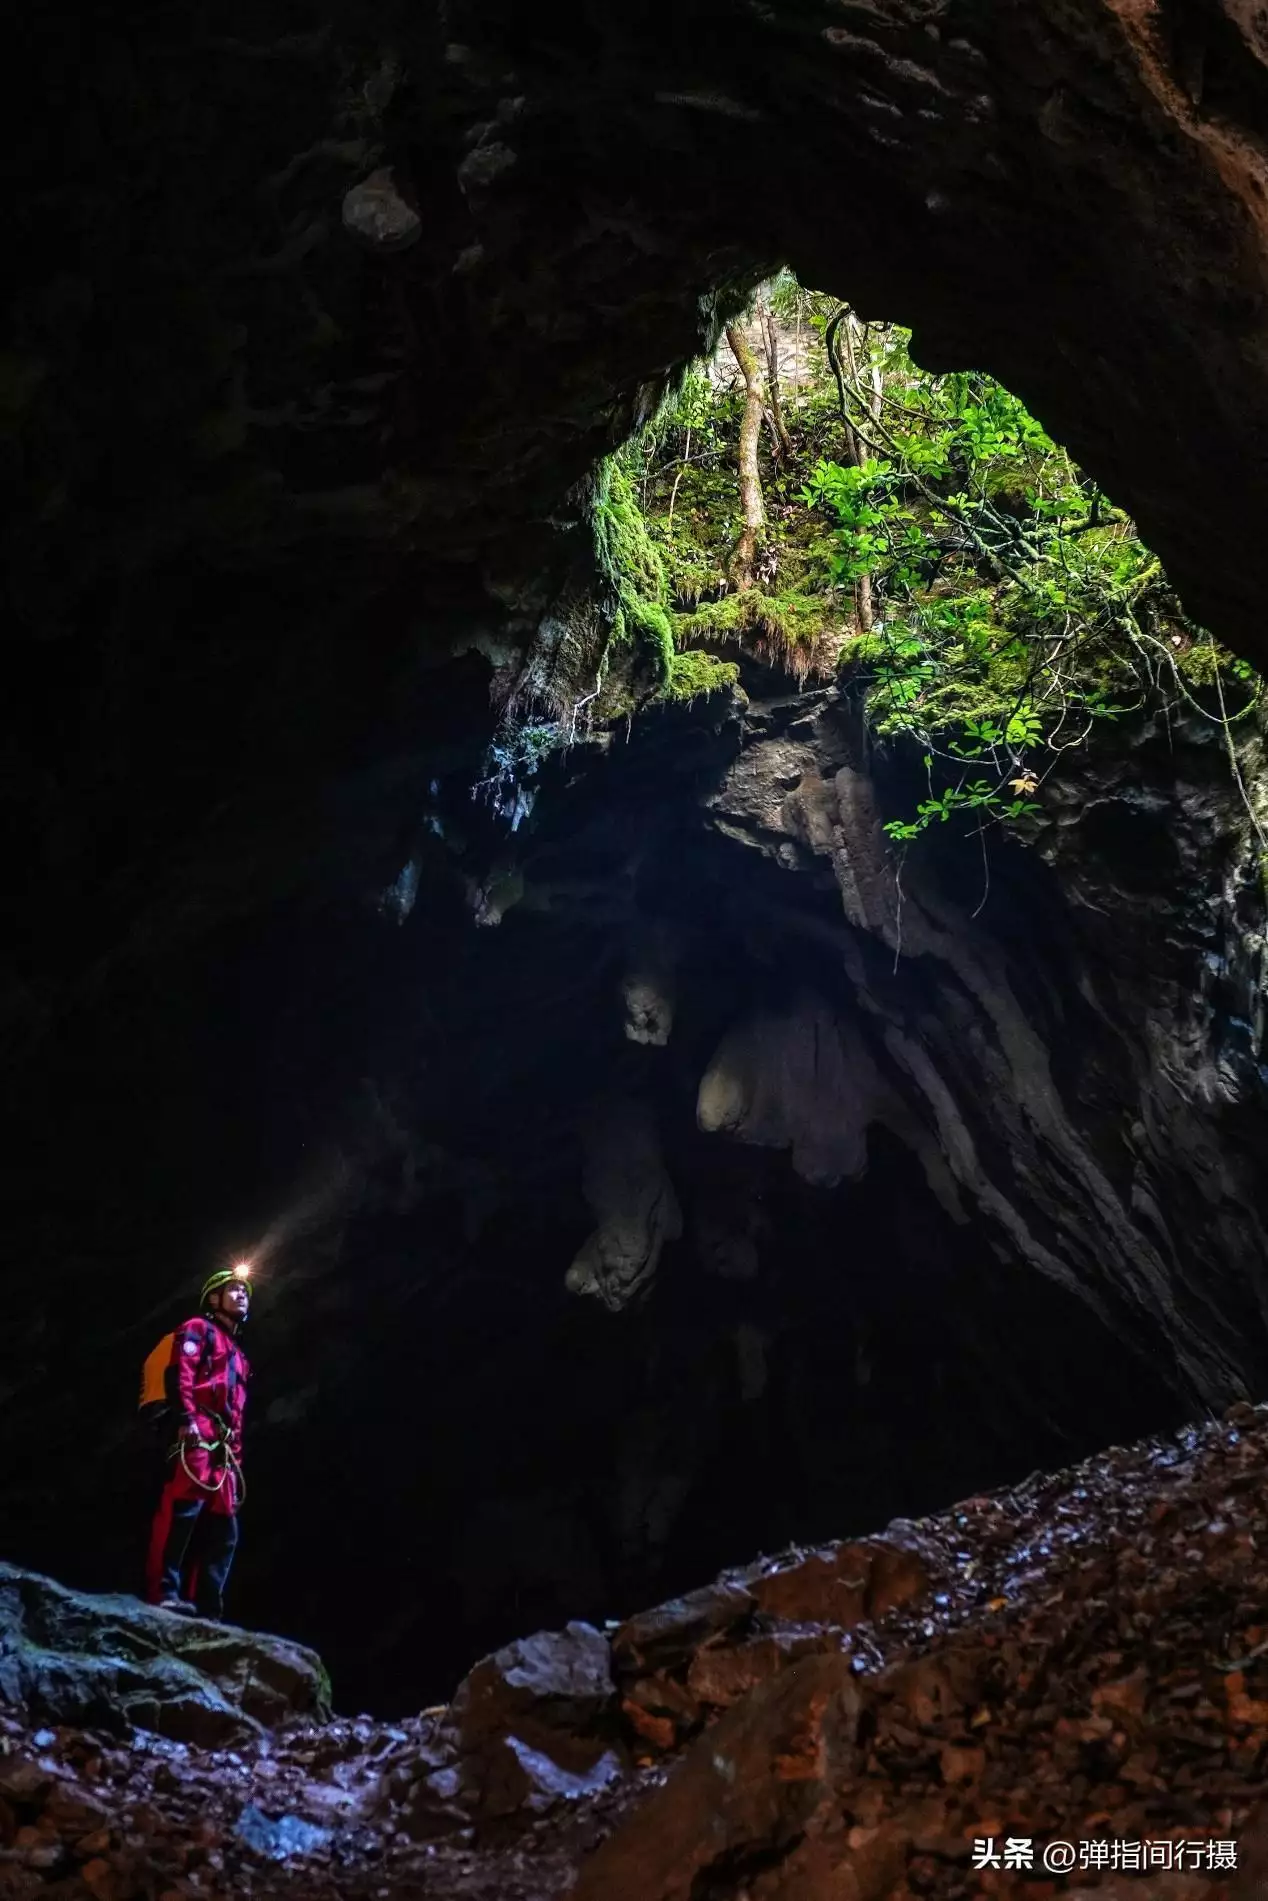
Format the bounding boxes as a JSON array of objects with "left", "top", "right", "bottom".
[{"left": 174, "top": 1420, "right": 246, "bottom": 1508}]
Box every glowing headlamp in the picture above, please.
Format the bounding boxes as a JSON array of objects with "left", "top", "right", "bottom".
[{"left": 233, "top": 1262, "right": 253, "bottom": 1281}]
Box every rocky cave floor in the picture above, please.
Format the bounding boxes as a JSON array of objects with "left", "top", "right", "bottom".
[{"left": 9, "top": 1406, "right": 1268, "bottom": 1900}]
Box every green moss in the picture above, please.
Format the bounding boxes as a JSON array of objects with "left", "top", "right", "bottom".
[
  {"left": 664, "top": 650, "right": 741, "bottom": 702},
  {"left": 595, "top": 281, "right": 1264, "bottom": 853},
  {"left": 1173, "top": 633, "right": 1260, "bottom": 691},
  {"left": 663, "top": 544, "right": 727, "bottom": 607},
  {"left": 676, "top": 588, "right": 846, "bottom": 679},
  {"left": 591, "top": 457, "right": 674, "bottom": 683},
  {"left": 846, "top": 617, "right": 1140, "bottom": 741}
]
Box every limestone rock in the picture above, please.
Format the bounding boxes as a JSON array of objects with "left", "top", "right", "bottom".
[
  {"left": 608, "top": 1538, "right": 931, "bottom": 1751},
  {"left": 340, "top": 168, "right": 421, "bottom": 254},
  {"left": 570, "top": 1652, "right": 861, "bottom": 1901},
  {"left": 695, "top": 993, "right": 888, "bottom": 1186},
  {"left": 620, "top": 924, "right": 679, "bottom": 1046},
  {"left": 0, "top": 1563, "right": 330, "bottom": 1747},
  {"left": 611, "top": 1580, "right": 757, "bottom": 1678},
  {"left": 448, "top": 1621, "right": 621, "bottom": 1819},
  {"left": 450, "top": 1621, "right": 615, "bottom": 1752},
  {"left": 565, "top": 1097, "right": 682, "bottom": 1308},
  {"left": 735, "top": 1536, "right": 929, "bottom": 1627},
  {"left": 684, "top": 1624, "right": 837, "bottom": 1709}
]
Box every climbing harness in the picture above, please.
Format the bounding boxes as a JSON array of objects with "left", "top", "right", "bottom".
[
  {"left": 141, "top": 1310, "right": 248, "bottom": 1509},
  {"left": 173, "top": 1414, "right": 246, "bottom": 1506}
]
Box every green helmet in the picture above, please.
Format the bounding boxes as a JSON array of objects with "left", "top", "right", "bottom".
[{"left": 200, "top": 1263, "right": 253, "bottom": 1307}]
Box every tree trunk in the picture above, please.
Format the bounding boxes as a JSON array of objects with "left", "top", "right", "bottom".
[
  {"left": 726, "top": 322, "right": 766, "bottom": 590},
  {"left": 761, "top": 299, "right": 794, "bottom": 462},
  {"left": 840, "top": 316, "right": 883, "bottom": 634}
]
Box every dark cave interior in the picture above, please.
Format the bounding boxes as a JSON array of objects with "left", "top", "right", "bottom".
[
  {"left": 3, "top": 667, "right": 1202, "bottom": 1716},
  {"left": 7, "top": 0, "right": 1268, "bottom": 1742}
]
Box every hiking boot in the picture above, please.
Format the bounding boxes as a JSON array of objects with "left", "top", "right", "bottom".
[{"left": 158, "top": 1596, "right": 197, "bottom": 1616}]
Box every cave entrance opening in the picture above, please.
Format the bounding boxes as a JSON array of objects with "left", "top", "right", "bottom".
[{"left": 7, "top": 282, "right": 1265, "bottom": 1723}]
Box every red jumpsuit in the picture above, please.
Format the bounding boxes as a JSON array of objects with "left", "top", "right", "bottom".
[{"left": 144, "top": 1314, "right": 249, "bottom": 1614}]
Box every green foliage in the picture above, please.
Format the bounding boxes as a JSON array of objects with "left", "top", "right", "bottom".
[
  {"left": 586, "top": 281, "right": 1262, "bottom": 854},
  {"left": 800, "top": 321, "right": 1262, "bottom": 841},
  {"left": 591, "top": 455, "right": 674, "bottom": 683},
  {"left": 617, "top": 362, "right": 848, "bottom": 683}
]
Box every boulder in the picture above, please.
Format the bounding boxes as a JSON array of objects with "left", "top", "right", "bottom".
[
  {"left": 620, "top": 1668, "right": 705, "bottom": 1752},
  {"left": 340, "top": 168, "right": 421, "bottom": 253},
  {"left": 447, "top": 1621, "right": 621, "bottom": 1820},
  {"left": 609, "top": 1540, "right": 929, "bottom": 1750},
  {"left": 450, "top": 1620, "right": 614, "bottom": 1752},
  {"left": 611, "top": 1579, "right": 756, "bottom": 1678},
  {"left": 570, "top": 1652, "right": 861, "bottom": 1901},
  {"left": 0, "top": 1563, "right": 330, "bottom": 1747},
  {"left": 685, "top": 1624, "right": 840, "bottom": 1711},
  {"left": 462, "top": 1731, "right": 624, "bottom": 1821}
]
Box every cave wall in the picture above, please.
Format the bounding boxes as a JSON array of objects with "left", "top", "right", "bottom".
[
  {"left": 4, "top": 665, "right": 1264, "bottom": 1713},
  {"left": 7, "top": 0, "right": 1268, "bottom": 1715}
]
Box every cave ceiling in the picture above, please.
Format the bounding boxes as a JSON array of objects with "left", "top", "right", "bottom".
[
  {"left": 7, "top": 0, "right": 1268, "bottom": 1235},
  {"left": 9, "top": 0, "right": 1268, "bottom": 1009}
]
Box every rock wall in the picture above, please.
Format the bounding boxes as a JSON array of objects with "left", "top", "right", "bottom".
[
  {"left": 697, "top": 686, "right": 1268, "bottom": 1402},
  {"left": 7, "top": 0, "right": 1268, "bottom": 1716},
  {"left": 7, "top": 660, "right": 1263, "bottom": 1713}
]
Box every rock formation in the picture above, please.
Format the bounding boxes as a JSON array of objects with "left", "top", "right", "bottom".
[
  {"left": 3, "top": 647, "right": 1265, "bottom": 1711},
  {"left": 565, "top": 1096, "right": 683, "bottom": 1310},
  {"left": 7, "top": 1402, "right": 1268, "bottom": 1898},
  {"left": 0, "top": 1564, "right": 329, "bottom": 1747},
  {"left": 6, "top": 0, "right": 1268, "bottom": 1729}
]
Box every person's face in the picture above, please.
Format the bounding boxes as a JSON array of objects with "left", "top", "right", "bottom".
[{"left": 217, "top": 1279, "right": 252, "bottom": 1323}]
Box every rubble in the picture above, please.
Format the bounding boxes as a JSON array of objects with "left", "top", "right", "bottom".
[{"left": 8, "top": 1402, "right": 1268, "bottom": 1895}]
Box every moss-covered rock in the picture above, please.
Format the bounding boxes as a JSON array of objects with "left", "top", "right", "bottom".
[
  {"left": 664, "top": 650, "right": 741, "bottom": 702},
  {"left": 591, "top": 459, "right": 675, "bottom": 683},
  {"left": 0, "top": 1562, "right": 331, "bottom": 1745},
  {"left": 676, "top": 589, "right": 845, "bottom": 680}
]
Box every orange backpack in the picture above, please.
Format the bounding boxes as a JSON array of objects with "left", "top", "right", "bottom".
[
  {"left": 138, "top": 1332, "right": 177, "bottom": 1411},
  {"left": 139, "top": 1327, "right": 212, "bottom": 1412}
]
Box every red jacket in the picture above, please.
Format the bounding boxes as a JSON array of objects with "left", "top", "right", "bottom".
[{"left": 168, "top": 1314, "right": 249, "bottom": 1465}]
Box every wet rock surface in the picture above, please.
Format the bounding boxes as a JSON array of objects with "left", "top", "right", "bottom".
[{"left": 10, "top": 1404, "right": 1268, "bottom": 1896}]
